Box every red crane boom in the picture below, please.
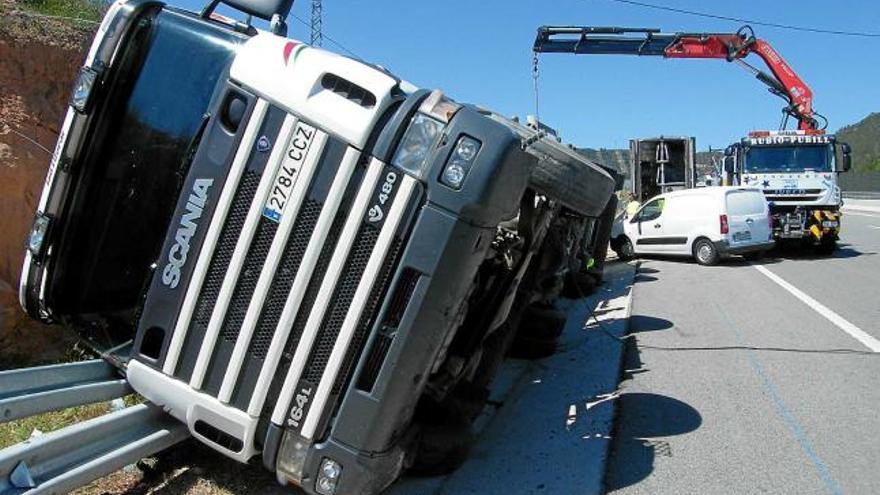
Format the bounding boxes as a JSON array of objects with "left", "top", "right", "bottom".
[{"left": 533, "top": 25, "right": 821, "bottom": 131}]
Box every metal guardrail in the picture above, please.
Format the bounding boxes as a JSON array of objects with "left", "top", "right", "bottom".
[
  {"left": 843, "top": 191, "right": 880, "bottom": 200},
  {"left": 0, "top": 360, "right": 190, "bottom": 494},
  {"left": 0, "top": 360, "right": 131, "bottom": 423},
  {"left": 0, "top": 403, "right": 188, "bottom": 494}
]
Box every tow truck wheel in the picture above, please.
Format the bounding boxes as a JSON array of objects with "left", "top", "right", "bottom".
[
  {"left": 816, "top": 237, "right": 837, "bottom": 255},
  {"left": 693, "top": 238, "right": 719, "bottom": 266}
]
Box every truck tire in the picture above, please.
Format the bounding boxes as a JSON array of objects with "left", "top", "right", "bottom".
[
  {"left": 516, "top": 304, "right": 568, "bottom": 341},
  {"left": 693, "top": 238, "right": 719, "bottom": 266},
  {"left": 528, "top": 151, "right": 614, "bottom": 216},
  {"left": 816, "top": 237, "right": 837, "bottom": 255},
  {"left": 409, "top": 421, "right": 474, "bottom": 476},
  {"left": 614, "top": 235, "right": 635, "bottom": 261}
]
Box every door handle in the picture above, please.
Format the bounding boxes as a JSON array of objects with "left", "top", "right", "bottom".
[
  {"left": 654, "top": 223, "right": 661, "bottom": 228},
  {"left": 746, "top": 218, "right": 754, "bottom": 224}
]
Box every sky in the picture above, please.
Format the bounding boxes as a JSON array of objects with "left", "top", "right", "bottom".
[{"left": 185, "top": 0, "right": 880, "bottom": 151}]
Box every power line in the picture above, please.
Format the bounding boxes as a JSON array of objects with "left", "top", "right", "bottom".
[{"left": 603, "top": 0, "right": 880, "bottom": 38}]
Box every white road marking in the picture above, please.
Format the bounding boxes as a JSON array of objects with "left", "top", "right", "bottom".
[
  {"left": 753, "top": 265, "right": 880, "bottom": 352},
  {"left": 841, "top": 211, "right": 880, "bottom": 219}
]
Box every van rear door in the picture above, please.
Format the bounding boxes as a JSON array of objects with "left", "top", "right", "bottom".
[{"left": 725, "top": 189, "right": 770, "bottom": 248}]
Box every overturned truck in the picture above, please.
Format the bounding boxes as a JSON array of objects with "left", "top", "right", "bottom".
[{"left": 6, "top": 0, "right": 616, "bottom": 493}]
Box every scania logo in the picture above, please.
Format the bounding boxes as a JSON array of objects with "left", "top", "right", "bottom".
[
  {"left": 367, "top": 171, "right": 398, "bottom": 223},
  {"left": 367, "top": 205, "right": 384, "bottom": 223},
  {"left": 162, "top": 178, "right": 213, "bottom": 288},
  {"left": 256, "top": 136, "right": 271, "bottom": 152}
]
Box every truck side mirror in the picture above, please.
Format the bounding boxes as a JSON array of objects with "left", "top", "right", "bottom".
[
  {"left": 838, "top": 142, "right": 852, "bottom": 172},
  {"left": 724, "top": 146, "right": 734, "bottom": 157}
]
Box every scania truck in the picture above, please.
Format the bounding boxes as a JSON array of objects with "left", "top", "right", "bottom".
[{"left": 4, "top": 0, "right": 616, "bottom": 493}]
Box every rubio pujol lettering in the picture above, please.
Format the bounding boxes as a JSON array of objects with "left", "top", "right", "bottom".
[{"left": 162, "top": 178, "right": 214, "bottom": 288}]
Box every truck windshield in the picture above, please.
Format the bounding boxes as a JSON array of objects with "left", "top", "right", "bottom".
[
  {"left": 48, "top": 8, "right": 243, "bottom": 346},
  {"left": 743, "top": 145, "right": 832, "bottom": 173}
]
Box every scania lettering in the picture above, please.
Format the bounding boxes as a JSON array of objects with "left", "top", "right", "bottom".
[{"left": 163, "top": 178, "right": 214, "bottom": 288}]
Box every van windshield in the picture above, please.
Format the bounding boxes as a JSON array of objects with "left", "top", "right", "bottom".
[{"left": 48, "top": 9, "right": 242, "bottom": 347}]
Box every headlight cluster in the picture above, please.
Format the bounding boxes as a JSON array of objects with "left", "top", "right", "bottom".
[
  {"left": 391, "top": 90, "right": 480, "bottom": 190},
  {"left": 441, "top": 135, "right": 481, "bottom": 190},
  {"left": 315, "top": 458, "right": 342, "bottom": 495},
  {"left": 71, "top": 66, "right": 99, "bottom": 113},
  {"left": 276, "top": 432, "right": 310, "bottom": 485},
  {"left": 27, "top": 213, "right": 52, "bottom": 260},
  {"left": 391, "top": 113, "right": 444, "bottom": 171}
]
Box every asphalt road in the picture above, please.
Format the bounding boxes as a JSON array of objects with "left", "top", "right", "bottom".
[{"left": 605, "top": 204, "right": 880, "bottom": 494}]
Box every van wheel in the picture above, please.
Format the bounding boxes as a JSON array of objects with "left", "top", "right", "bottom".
[
  {"left": 615, "top": 236, "right": 635, "bottom": 261},
  {"left": 693, "top": 239, "right": 719, "bottom": 266}
]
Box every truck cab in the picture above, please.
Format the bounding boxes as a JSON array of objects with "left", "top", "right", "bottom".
[
  {"left": 16, "top": 1, "right": 616, "bottom": 493},
  {"left": 722, "top": 130, "right": 851, "bottom": 252}
]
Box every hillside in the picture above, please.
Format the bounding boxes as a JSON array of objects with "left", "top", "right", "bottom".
[
  {"left": 0, "top": 0, "right": 95, "bottom": 365},
  {"left": 835, "top": 112, "right": 880, "bottom": 171}
]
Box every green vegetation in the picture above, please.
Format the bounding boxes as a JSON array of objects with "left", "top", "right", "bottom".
[
  {"left": 0, "top": 394, "right": 144, "bottom": 449},
  {"left": 18, "top": 0, "right": 106, "bottom": 22},
  {"left": 835, "top": 112, "right": 880, "bottom": 172},
  {"left": 0, "top": 402, "right": 111, "bottom": 449}
]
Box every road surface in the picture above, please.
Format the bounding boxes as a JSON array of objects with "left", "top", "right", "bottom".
[{"left": 606, "top": 204, "right": 880, "bottom": 494}]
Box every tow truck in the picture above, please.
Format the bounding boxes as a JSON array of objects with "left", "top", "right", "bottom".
[
  {"left": 534, "top": 25, "right": 852, "bottom": 253},
  {"left": 2, "top": 0, "right": 616, "bottom": 493}
]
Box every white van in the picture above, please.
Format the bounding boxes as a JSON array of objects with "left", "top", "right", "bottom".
[{"left": 611, "top": 187, "right": 774, "bottom": 265}]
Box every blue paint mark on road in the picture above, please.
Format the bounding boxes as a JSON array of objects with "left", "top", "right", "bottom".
[{"left": 715, "top": 302, "right": 844, "bottom": 495}]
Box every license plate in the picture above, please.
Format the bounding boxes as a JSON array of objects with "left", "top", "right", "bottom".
[
  {"left": 822, "top": 220, "right": 839, "bottom": 228},
  {"left": 263, "top": 122, "right": 317, "bottom": 223},
  {"left": 733, "top": 231, "right": 752, "bottom": 242}
]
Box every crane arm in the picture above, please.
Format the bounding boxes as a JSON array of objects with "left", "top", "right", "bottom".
[{"left": 533, "top": 25, "right": 818, "bottom": 130}]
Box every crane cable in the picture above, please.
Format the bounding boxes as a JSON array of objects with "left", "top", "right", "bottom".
[{"left": 532, "top": 51, "right": 541, "bottom": 121}]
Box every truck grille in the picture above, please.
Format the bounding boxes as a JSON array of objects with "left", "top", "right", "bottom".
[{"left": 150, "top": 99, "right": 421, "bottom": 454}]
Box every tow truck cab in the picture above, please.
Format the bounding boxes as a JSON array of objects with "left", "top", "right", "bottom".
[
  {"left": 19, "top": 0, "right": 615, "bottom": 493},
  {"left": 721, "top": 130, "right": 851, "bottom": 248}
]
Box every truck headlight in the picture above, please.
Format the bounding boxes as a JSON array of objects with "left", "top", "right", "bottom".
[
  {"left": 391, "top": 113, "right": 444, "bottom": 171},
  {"left": 315, "top": 458, "right": 342, "bottom": 495},
  {"left": 27, "top": 213, "right": 52, "bottom": 260},
  {"left": 276, "top": 431, "right": 310, "bottom": 486},
  {"left": 440, "top": 136, "right": 481, "bottom": 190},
  {"left": 71, "top": 66, "right": 99, "bottom": 113}
]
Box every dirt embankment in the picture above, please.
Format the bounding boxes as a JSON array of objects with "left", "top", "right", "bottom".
[{"left": 0, "top": 1, "right": 95, "bottom": 366}]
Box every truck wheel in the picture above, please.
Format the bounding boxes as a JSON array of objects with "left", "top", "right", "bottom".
[
  {"left": 693, "top": 239, "right": 719, "bottom": 266},
  {"left": 815, "top": 238, "right": 837, "bottom": 255},
  {"left": 516, "top": 304, "right": 568, "bottom": 341},
  {"left": 508, "top": 335, "right": 558, "bottom": 359},
  {"left": 615, "top": 236, "right": 635, "bottom": 261},
  {"left": 409, "top": 421, "right": 474, "bottom": 476},
  {"left": 563, "top": 270, "right": 598, "bottom": 298}
]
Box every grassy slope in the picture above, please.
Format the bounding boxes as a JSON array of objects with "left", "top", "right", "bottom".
[{"left": 835, "top": 112, "right": 880, "bottom": 172}]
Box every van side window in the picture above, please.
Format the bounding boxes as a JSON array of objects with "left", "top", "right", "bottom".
[{"left": 633, "top": 198, "right": 665, "bottom": 222}]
